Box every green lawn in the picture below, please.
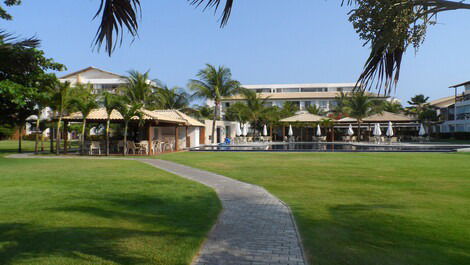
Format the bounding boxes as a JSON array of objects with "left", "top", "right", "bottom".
[
  {"left": 160, "top": 152, "right": 470, "bottom": 265},
  {"left": 0, "top": 141, "right": 221, "bottom": 265}
]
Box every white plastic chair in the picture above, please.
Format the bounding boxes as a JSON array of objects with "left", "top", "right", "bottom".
[{"left": 89, "top": 141, "right": 101, "bottom": 155}]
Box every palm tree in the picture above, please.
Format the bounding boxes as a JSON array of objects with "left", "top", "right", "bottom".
[
  {"left": 70, "top": 84, "right": 99, "bottom": 155},
  {"left": 156, "top": 85, "right": 191, "bottom": 109},
  {"left": 224, "top": 102, "right": 249, "bottom": 123},
  {"left": 320, "top": 118, "right": 335, "bottom": 141},
  {"left": 49, "top": 81, "right": 72, "bottom": 155},
  {"left": 101, "top": 91, "right": 118, "bottom": 156},
  {"left": 382, "top": 100, "right": 403, "bottom": 113},
  {"left": 306, "top": 104, "right": 325, "bottom": 116},
  {"left": 120, "top": 70, "right": 158, "bottom": 108},
  {"left": 333, "top": 91, "right": 350, "bottom": 115},
  {"left": 114, "top": 98, "right": 143, "bottom": 156},
  {"left": 189, "top": 64, "right": 240, "bottom": 143},
  {"left": 345, "top": 91, "right": 380, "bottom": 141},
  {"left": 185, "top": 105, "right": 214, "bottom": 120},
  {"left": 241, "top": 89, "right": 271, "bottom": 135},
  {"left": 280, "top": 101, "right": 299, "bottom": 118}
]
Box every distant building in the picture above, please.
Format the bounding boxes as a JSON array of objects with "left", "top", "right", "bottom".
[
  {"left": 430, "top": 81, "right": 470, "bottom": 133},
  {"left": 59, "top": 66, "right": 128, "bottom": 94},
  {"left": 208, "top": 83, "right": 390, "bottom": 117}
]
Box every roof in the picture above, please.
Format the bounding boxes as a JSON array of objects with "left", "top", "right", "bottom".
[
  {"left": 449, "top": 81, "right": 470, "bottom": 88},
  {"left": 242, "top": 83, "right": 359, "bottom": 89},
  {"left": 224, "top": 91, "right": 386, "bottom": 101},
  {"left": 337, "top": 111, "right": 417, "bottom": 123},
  {"left": 429, "top": 95, "right": 455, "bottom": 108},
  {"left": 280, "top": 112, "right": 325, "bottom": 123},
  {"left": 63, "top": 107, "right": 204, "bottom": 126},
  {"left": 60, "top": 66, "right": 125, "bottom": 79}
]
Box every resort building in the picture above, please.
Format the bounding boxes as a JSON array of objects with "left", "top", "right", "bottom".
[
  {"left": 431, "top": 81, "right": 470, "bottom": 133},
  {"left": 210, "top": 83, "right": 390, "bottom": 117},
  {"left": 59, "top": 66, "right": 129, "bottom": 94}
]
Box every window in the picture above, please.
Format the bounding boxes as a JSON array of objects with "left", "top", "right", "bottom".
[
  {"left": 255, "top": 88, "right": 271, "bottom": 93},
  {"left": 300, "top": 87, "right": 327, "bottom": 92}
]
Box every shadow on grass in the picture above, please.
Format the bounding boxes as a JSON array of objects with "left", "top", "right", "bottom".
[
  {"left": 0, "top": 193, "right": 219, "bottom": 265},
  {"left": 297, "top": 203, "right": 469, "bottom": 265}
]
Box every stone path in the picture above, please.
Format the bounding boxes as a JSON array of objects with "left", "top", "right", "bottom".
[{"left": 8, "top": 154, "right": 307, "bottom": 265}]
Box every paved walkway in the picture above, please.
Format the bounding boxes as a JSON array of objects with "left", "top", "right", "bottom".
[{"left": 8, "top": 154, "right": 307, "bottom": 265}]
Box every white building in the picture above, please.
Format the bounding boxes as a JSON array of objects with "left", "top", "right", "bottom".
[
  {"left": 208, "top": 83, "right": 389, "bottom": 116},
  {"left": 437, "top": 81, "right": 470, "bottom": 133},
  {"left": 59, "top": 66, "right": 128, "bottom": 94}
]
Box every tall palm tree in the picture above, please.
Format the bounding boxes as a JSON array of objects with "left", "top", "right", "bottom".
[
  {"left": 185, "top": 104, "right": 214, "bottom": 120},
  {"left": 333, "top": 91, "right": 350, "bottom": 115},
  {"left": 114, "top": 98, "right": 142, "bottom": 156},
  {"left": 156, "top": 85, "right": 191, "bottom": 109},
  {"left": 189, "top": 64, "right": 240, "bottom": 143},
  {"left": 101, "top": 91, "right": 118, "bottom": 156},
  {"left": 345, "top": 91, "right": 380, "bottom": 141},
  {"left": 49, "top": 81, "right": 72, "bottom": 155},
  {"left": 280, "top": 101, "right": 299, "bottom": 118},
  {"left": 120, "top": 70, "right": 158, "bottom": 108},
  {"left": 70, "top": 84, "right": 98, "bottom": 155},
  {"left": 382, "top": 100, "right": 403, "bottom": 114},
  {"left": 241, "top": 89, "right": 271, "bottom": 135}
]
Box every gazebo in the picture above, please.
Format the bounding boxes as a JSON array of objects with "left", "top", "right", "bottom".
[
  {"left": 61, "top": 108, "right": 205, "bottom": 155},
  {"left": 279, "top": 112, "right": 325, "bottom": 141}
]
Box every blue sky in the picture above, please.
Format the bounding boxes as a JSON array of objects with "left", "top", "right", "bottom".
[{"left": 4, "top": 0, "right": 470, "bottom": 104}]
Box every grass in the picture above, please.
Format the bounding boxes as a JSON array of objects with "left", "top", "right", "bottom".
[
  {"left": 0, "top": 141, "right": 221, "bottom": 265},
  {"left": 160, "top": 152, "right": 470, "bottom": 265}
]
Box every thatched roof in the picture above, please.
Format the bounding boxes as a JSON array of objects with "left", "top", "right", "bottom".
[
  {"left": 63, "top": 107, "right": 204, "bottom": 127},
  {"left": 337, "top": 111, "right": 417, "bottom": 123},
  {"left": 280, "top": 112, "right": 325, "bottom": 123}
]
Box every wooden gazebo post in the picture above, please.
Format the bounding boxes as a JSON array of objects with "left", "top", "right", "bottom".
[
  {"left": 175, "top": 126, "right": 179, "bottom": 151},
  {"left": 185, "top": 126, "right": 190, "bottom": 148},
  {"left": 63, "top": 122, "right": 68, "bottom": 154},
  {"left": 147, "top": 122, "right": 154, "bottom": 156}
]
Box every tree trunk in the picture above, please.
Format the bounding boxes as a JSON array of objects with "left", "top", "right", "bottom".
[
  {"left": 34, "top": 116, "right": 40, "bottom": 154},
  {"left": 211, "top": 103, "right": 218, "bottom": 144},
  {"left": 81, "top": 119, "right": 87, "bottom": 155},
  {"left": 106, "top": 118, "right": 110, "bottom": 156},
  {"left": 18, "top": 125, "right": 22, "bottom": 153},
  {"left": 357, "top": 121, "right": 362, "bottom": 142},
  {"left": 56, "top": 117, "right": 62, "bottom": 155},
  {"left": 123, "top": 121, "right": 128, "bottom": 156}
]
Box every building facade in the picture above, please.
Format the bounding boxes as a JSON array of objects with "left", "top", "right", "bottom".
[
  {"left": 59, "top": 66, "right": 128, "bottom": 94},
  {"left": 208, "top": 83, "right": 389, "bottom": 116},
  {"left": 434, "top": 81, "right": 470, "bottom": 133}
]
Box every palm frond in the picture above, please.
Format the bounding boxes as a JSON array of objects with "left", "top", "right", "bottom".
[
  {"left": 189, "top": 0, "right": 234, "bottom": 26},
  {"left": 0, "top": 30, "right": 40, "bottom": 49}
]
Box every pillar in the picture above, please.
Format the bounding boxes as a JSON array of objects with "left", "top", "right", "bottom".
[
  {"left": 175, "top": 126, "right": 179, "bottom": 151},
  {"left": 63, "top": 122, "right": 68, "bottom": 154},
  {"left": 147, "top": 122, "right": 154, "bottom": 156}
]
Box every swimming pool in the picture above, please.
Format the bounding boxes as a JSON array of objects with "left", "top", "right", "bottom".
[{"left": 191, "top": 142, "right": 470, "bottom": 152}]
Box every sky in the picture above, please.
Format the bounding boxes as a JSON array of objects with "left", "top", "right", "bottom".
[{"left": 3, "top": 0, "right": 470, "bottom": 105}]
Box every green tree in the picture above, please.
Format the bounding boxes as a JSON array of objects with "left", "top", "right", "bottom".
[
  {"left": 156, "top": 85, "right": 191, "bottom": 109},
  {"left": 101, "top": 91, "right": 118, "bottom": 156},
  {"left": 333, "top": 91, "right": 350, "bottom": 115},
  {"left": 306, "top": 104, "right": 326, "bottom": 116},
  {"left": 406, "top": 94, "right": 437, "bottom": 127},
  {"left": 225, "top": 102, "right": 249, "bottom": 123},
  {"left": 184, "top": 105, "right": 215, "bottom": 120},
  {"left": 120, "top": 70, "right": 158, "bottom": 108},
  {"left": 49, "top": 81, "right": 72, "bottom": 155},
  {"left": 345, "top": 91, "right": 381, "bottom": 140},
  {"left": 280, "top": 102, "right": 299, "bottom": 118},
  {"left": 382, "top": 100, "right": 404, "bottom": 113},
  {"left": 70, "top": 84, "right": 99, "bottom": 155},
  {"left": 114, "top": 99, "right": 143, "bottom": 156},
  {"left": 189, "top": 64, "right": 240, "bottom": 143}
]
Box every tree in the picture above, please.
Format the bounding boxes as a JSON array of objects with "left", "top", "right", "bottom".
[
  {"left": 189, "top": 64, "right": 240, "bottom": 143},
  {"left": 240, "top": 89, "right": 272, "bottom": 135},
  {"left": 156, "top": 85, "right": 191, "bottom": 110},
  {"left": 70, "top": 84, "right": 99, "bottom": 155},
  {"left": 49, "top": 81, "right": 72, "bottom": 155},
  {"left": 225, "top": 102, "right": 249, "bottom": 123},
  {"left": 406, "top": 94, "right": 437, "bottom": 127},
  {"left": 120, "top": 70, "right": 158, "bottom": 108},
  {"left": 114, "top": 99, "right": 142, "bottom": 156},
  {"left": 382, "top": 100, "right": 404, "bottom": 113},
  {"left": 280, "top": 101, "right": 299, "bottom": 118},
  {"left": 333, "top": 91, "right": 350, "bottom": 115},
  {"left": 306, "top": 104, "right": 325, "bottom": 116},
  {"left": 101, "top": 91, "right": 118, "bottom": 156},
  {"left": 345, "top": 91, "right": 381, "bottom": 140}
]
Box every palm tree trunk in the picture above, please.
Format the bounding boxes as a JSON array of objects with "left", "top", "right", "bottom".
[
  {"left": 34, "top": 115, "right": 40, "bottom": 153},
  {"left": 106, "top": 118, "right": 110, "bottom": 156},
  {"left": 123, "top": 121, "right": 128, "bottom": 156},
  {"left": 81, "top": 119, "right": 87, "bottom": 155},
  {"left": 56, "top": 116, "right": 62, "bottom": 155},
  {"left": 357, "top": 121, "right": 362, "bottom": 142},
  {"left": 211, "top": 103, "right": 218, "bottom": 144},
  {"left": 18, "top": 125, "right": 22, "bottom": 153}
]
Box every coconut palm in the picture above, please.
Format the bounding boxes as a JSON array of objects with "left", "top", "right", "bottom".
[
  {"left": 345, "top": 91, "right": 380, "bottom": 141},
  {"left": 185, "top": 105, "right": 214, "bottom": 120},
  {"left": 156, "top": 85, "right": 191, "bottom": 110},
  {"left": 101, "top": 91, "right": 118, "bottom": 156},
  {"left": 241, "top": 89, "right": 271, "bottom": 135},
  {"left": 333, "top": 91, "right": 350, "bottom": 115},
  {"left": 280, "top": 101, "right": 299, "bottom": 118},
  {"left": 189, "top": 64, "right": 240, "bottom": 143},
  {"left": 49, "top": 81, "right": 72, "bottom": 155},
  {"left": 70, "top": 84, "right": 99, "bottom": 155},
  {"left": 120, "top": 70, "right": 158, "bottom": 108},
  {"left": 306, "top": 104, "right": 325, "bottom": 116},
  {"left": 224, "top": 102, "right": 249, "bottom": 123},
  {"left": 114, "top": 98, "right": 142, "bottom": 156},
  {"left": 382, "top": 100, "right": 404, "bottom": 114}
]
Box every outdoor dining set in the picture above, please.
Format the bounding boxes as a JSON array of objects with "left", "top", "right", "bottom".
[{"left": 85, "top": 138, "right": 176, "bottom": 155}]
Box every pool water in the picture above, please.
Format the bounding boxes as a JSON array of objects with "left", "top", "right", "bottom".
[{"left": 191, "top": 143, "right": 468, "bottom": 152}]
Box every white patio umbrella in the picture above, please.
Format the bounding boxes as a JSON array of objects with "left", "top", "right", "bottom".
[
  {"left": 316, "top": 124, "right": 322, "bottom": 137},
  {"left": 263, "top": 124, "right": 268, "bottom": 136},
  {"left": 236, "top": 122, "right": 242, "bottom": 136},
  {"left": 242, "top": 123, "right": 248, "bottom": 136},
  {"left": 386, "top": 121, "right": 394, "bottom": 137},
  {"left": 288, "top": 125, "right": 293, "bottom": 136},
  {"left": 373, "top": 123, "right": 382, "bottom": 136},
  {"left": 347, "top": 124, "right": 354, "bottom": 136},
  {"left": 418, "top": 123, "right": 426, "bottom": 136}
]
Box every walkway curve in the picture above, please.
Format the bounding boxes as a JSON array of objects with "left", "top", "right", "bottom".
[{"left": 8, "top": 154, "right": 307, "bottom": 265}]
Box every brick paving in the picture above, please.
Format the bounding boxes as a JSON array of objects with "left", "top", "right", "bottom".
[
  {"left": 8, "top": 154, "right": 307, "bottom": 265},
  {"left": 142, "top": 159, "right": 307, "bottom": 265}
]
